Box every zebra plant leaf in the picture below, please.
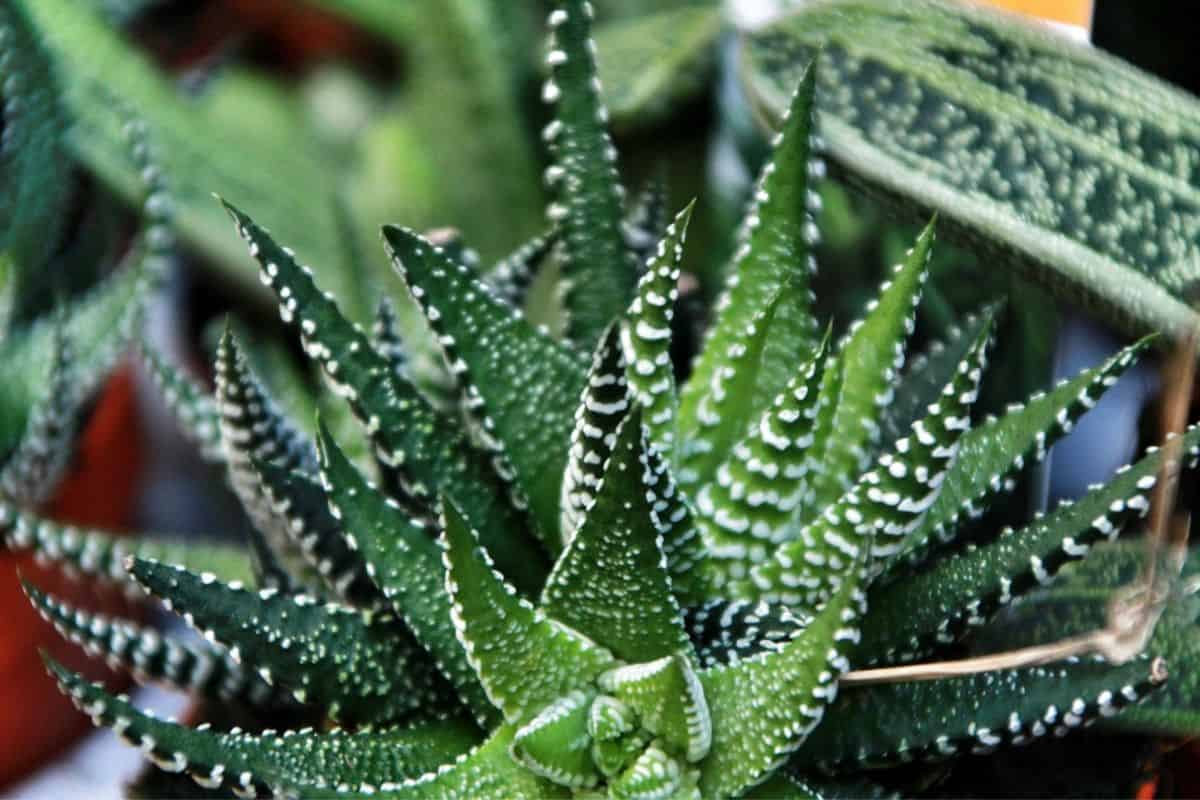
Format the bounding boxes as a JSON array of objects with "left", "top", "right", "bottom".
[
  {"left": 2, "top": 503, "right": 253, "bottom": 588},
  {"left": 383, "top": 223, "right": 586, "bottom": 550},
  {"left": 741, "top": 0, "right": 1200, "bottom": 342},
  {"left": 891, "top": 336, "right": 1151, "bottom": 571},
  {"left": 804, "top": 221, "right": 932, "bottom": 514},
  {"left": 622, "top": 202, "right": 692, "bottom": 456},
  {"left": 541, "top": 408, "right": 692, "bottom": 664},
  {"left": 793, "top": 655, "right": 1167, "bottom": 773},
  {"left": 316, "top": 421, "right": 496, "bottom": 727},
  {"left": 128, "top": 558, "right": 450, "bottom": 725},
  {"left": 542, "top": 0, "right": 637, "bottom": 349},
  {"left": 45, "top": 658, "right": 479, "bottom": 797},
  {"left": 439, "top": 500, "right": 616, "bottom": 726},
  {"left": 224, "top": 201, "right": 548, "bottom": 592},
  {"left": 858, "top": 423, "right": 1200, "bottom": 665},
  {"left": 486, "top": 231, "right": 557, "bottom": 312},
  {"left": 677, "top": 64, "right": 820, "bottom": 487},
  {"left": 23, "top": 580, "right": 286, "bottom": 709}
]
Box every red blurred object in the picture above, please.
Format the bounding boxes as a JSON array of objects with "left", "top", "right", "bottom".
[{"left": 0, "top": 364, "right": 145, "bottom": 787}]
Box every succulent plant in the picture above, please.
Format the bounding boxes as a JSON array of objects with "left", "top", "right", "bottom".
[{"left": 11, "top": 1, "right": 1200, "bottom": 798}]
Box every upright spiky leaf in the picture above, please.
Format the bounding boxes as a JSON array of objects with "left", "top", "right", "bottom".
[
  {"left": 805, "top": 222, "right": 932, "bottom": 512},
  {"left": 695, "top": 332, "right": 830, "bottom": 584},
  {"left": 139, "top": 341, "right": 223, "bottom": 462},
  {"left": 623, "top": 172, "right": 669, "bottom": 266},
  {"left": 130, "top": 559, "right": 449, "bottom": 725},
  {"left": 440, "top": 500, "right": 615, "bottom": 725},
  {"left": 384, "top": 224, "right": 586, "bottom": 550},
  {"left": 621, "top": 202, "right": 692, "bottom": 456},
  {"left": 486, "top": 230, "right": 556, "bottom": 310},
  {"left": 677, "top": 64, "right": 820, "bottom": 460},
  {"left": 542, "top": 409, "right": 691, "bottom": 663},
  {"left": 542, "top": 0, "right": 636, "bottom": 348},
  {"left": 560, "top": 325, "right": 629, "bottom": 546},
  {"left": 224, "top": 202, "right": 547, "bottom": 592},
  {"left": 316, "top": 423, "right": 496, "bottom": 726},
  {"left": 858, "top": 423, "right": 1200, "bottom": 665}
]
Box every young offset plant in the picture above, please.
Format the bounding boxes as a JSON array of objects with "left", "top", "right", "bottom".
[{"left": 12, "top": 1, "right": 1200, "bottom": 797}]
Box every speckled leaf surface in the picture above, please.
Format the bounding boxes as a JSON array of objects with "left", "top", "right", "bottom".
[
  {"left": 384, "top": 224, "right": 586, "bottom": 550},
  {"left": 129, "top": 558, "right": 450, "bottom": 726},
  {"left": 742, "top": 0, "right": 1200, "bottom": 342}
]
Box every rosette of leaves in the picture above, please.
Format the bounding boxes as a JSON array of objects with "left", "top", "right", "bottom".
[{"left": 16, "top": 1, "right": 1200, "bottom": 797}]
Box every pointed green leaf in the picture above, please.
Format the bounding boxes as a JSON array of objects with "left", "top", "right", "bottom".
[
  {"left": 560, "top": 325, "right": 630, "bottom": 546},
  {"left": 129, "top": 558, "right": 450, "bottom": 726},
  {"left": 695, "top": 332, "right": 831, "bottom": 584},
  {"left": 439, "top": 500, "right": 615, "bottom": 725},
  {"left": 878, "top": 305, "right": 997, "bottom": 453},
  {"left": 316, "top": 422, "right": 496, "bottom": 726},
  {"left": 45, "top": 658, "right": 479, "bottom": 796},
  {"left": 510, "top": 689, "right": 601, "bottom": 789},
  {"left": 891, "top": 336, "right": 1151, "bottom": 571},
  {"left": 793, "top": 655, "right": 1167, "bottom": 772},
  {"left": 224, "top": 201, "right": 547, "bottom": 593},
  {"left": 677, "top": 64, "right": 820, "bottom": 467},
  {"left": 248, "top": 456, "right": 380, "bottom": 608},
  {"left": 372, "top": 297, "right": 411, "bottom": 384},
  {"left": 698, "top": 580, "right": 867, "bottom": 797},
  {"left": 541, "top": 409, "right": 691, "bottom": 663},
  {"left": 858, "top": 423, "right": 1200, "bottom": 665},
  {"left": 383, "top": 224, "right": 586, "bottom": 551},
  {"left": 24, "top": 581, "right": 286, "bottom": 708},
  {"left": 542, "top": 0, "right": 637, "bottom": 348},
  {"left": 805, "top": 221, "right": 933, "bottom": 512},
  {"left": 622, "top": 202, "right": 692, "bottom": 456},
  {"left": 747, "top": 320, "right": 988, "bottom": 608}
]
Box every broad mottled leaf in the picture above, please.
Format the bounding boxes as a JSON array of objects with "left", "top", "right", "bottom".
[
  {"left": 542, "top": 0, "right": 636, "bottom": 348},
  {"left": 542, "top": 409, "right": 691, "bottom": 663},
  {"left": 698, "top": 580, "right": 866, "bottom": 797},
  {"left": 890, "top": 337, "right": 1150, "bottom": 571},
  {"left": 383, "top": 224, "right": 585, "bottom": 550},
  {"left": 742, "top": 0, "right": 1200, "bottom": 342},
  {"left": 510, "top": 689, "right": 600, "bottom": 789},
  {"left": 595, "top": 5, "right": 722, "bottom": 133},
  {"left": 46, "top": 658, "right": 478, "bottom": 797},
  {"left": 598, "top": 653, "right": 711, "bottom": 762},
  {"left": 858, "top": 423, "right": 1200, "bottom": 665},
  {"left": 677, "top": 63, "right": 820, "bottom": 482},
  {"left": 622, "top": 202, "right": 692, "bottom": 456},
  {"left": 225, "top": 202, "right": 547, "bottom": 593},
  {"left": 805, "top": 221, "right": 932, "bottom": 512},
  {"left": 24, "top": 581, "right": 285, "bottom": 708},
  {"left": 439, "top": 500, "right": 615, "bottom": 725},
  {"left": 793, "top": 655, "right": 1166, "bottom": 773},
  {"left": 316, "top": 422, "right": 495, "bottom": 726},
  {"left": 129, "top": 558, "right": 449, "bottom": 726}
]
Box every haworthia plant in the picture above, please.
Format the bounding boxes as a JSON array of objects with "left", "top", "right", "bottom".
[
  {"left": 15, "top": 1, "right": 1198, "bottom": 797},
  {"left": 741, "top": 0, "right": 1200, "bottom": 342}
]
